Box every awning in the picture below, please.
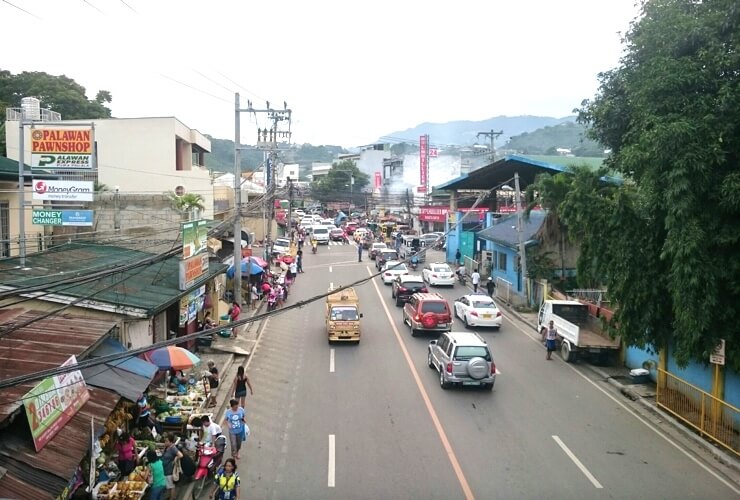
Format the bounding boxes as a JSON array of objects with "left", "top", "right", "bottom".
[{"left": 81, "top": 338, "right": 158, "bottom": 401}]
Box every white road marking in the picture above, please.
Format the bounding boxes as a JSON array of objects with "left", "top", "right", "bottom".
[
  {"left": 329, "top": 265, "right": 333, "bottom": 273},
  {"left": 366, "top": 266, "right": 475, "bottom": 500},
  {"left": 329, "top": 282, "right": 334, "bottom": 291},
  {"left": 329, "top": 348, "right": 335, "bottom": 373},
  {"left": 506, "top": 316, "right": 740, "bottom": 495},
  {"left": 552, "top": 435, "right": 603, "bottom": 489},
  {"left": 328, "top": 434, "right": 336, "bottom": 487}
]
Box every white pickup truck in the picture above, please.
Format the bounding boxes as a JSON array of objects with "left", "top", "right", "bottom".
[{"left": 537, "top": 300, "right": 620, "bottom": 362}]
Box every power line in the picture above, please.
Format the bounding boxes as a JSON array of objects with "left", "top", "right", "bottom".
[
  {"left": 215, "top": 71, "right": 267, "bottom": 102},
  {"left": 119, "top": 0, "right": 137, "bottom": 13},
  {"left": 159, "top": 74, "right": 232, "bottom": 104},
  {"left": 82, "top": 0, "right": 105, "bottom": 14},
  {"left": 193, "top": 69, "right": 235, "bottom": 95},
  {"left": 1, "top": 0, "right": 41, "bottom": 19}
]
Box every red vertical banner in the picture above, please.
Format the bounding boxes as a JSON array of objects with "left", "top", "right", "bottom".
[
  {"left": 419, "top": 134, "right": 428, "bottom": 192},
  {"left": 374, "top": 171, "right": 382, "bottom": 189}
]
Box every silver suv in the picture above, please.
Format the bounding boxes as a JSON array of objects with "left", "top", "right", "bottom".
[{"left": 427, "top": 331, "right": 496, "bottom": 391}]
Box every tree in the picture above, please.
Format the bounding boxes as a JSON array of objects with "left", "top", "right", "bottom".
[
  {"left": 576, "top": 0, "right": 740, "bottom": 368},
  {"left": 310, "top": 160, "right": 370, "bottom": 205},
  {"left": 167, "top": 192, "right": 205, "bottom": 220},
  {"left": 0, "top": 70, "right": 113, "bottom": 155}
]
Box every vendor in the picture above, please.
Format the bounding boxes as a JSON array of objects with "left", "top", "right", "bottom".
[
  {"left": 114, "top": 431, "right": 137, "bottom": 477},
  {"left": 169, "top": 370, "right": 189, "bottom": 392}
]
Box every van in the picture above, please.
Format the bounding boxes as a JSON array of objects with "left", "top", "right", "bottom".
[
  {"left": 326, "top": 287, "right": 362, "bottom": 343},
  {"left": 312, "top": 226, "right": 330, "bottom": 244}
]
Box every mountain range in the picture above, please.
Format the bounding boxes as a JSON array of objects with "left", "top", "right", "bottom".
[{"left": 380, "top": 115, "right": 577, "bottom": 146}]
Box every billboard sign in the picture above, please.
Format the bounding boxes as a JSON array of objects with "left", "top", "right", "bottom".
[
  {"left": 31, "top": 127, "right": 94, "bottom": 169},
  {"left": 182, "top": 219, "right": 208, "bottom": 259},
  {"left": 32, "top": 180, "right": 94, "bottom": 202},
  {"left": 32, "top": 210, "right": 94, "bottom": 226},
  {"left": 179, "top": 253, "right": 209, "bottom": 290},
  {"left": 419, "top": 206, "right": 447, "bottom": 223},
  {"left": 374, "top": 172, "right": 382, "bottom": 189},
  {"left": 23, "top": 356, "right": 90, "bottom": 452},
  {"left": 419, "top": 135, "right": 428, "bottom": 189}
]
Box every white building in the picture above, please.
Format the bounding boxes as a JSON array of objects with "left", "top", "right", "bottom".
[{"left": 5, "top": 115, "right": 214, "bottom": 218}]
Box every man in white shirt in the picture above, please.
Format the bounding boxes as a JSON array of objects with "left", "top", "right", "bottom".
[
  {"left": 201, "top": 415, "right": 223, "bottom": 447},
  {"left": 471, "top": 268, "right": 481, "bottom": 292}
]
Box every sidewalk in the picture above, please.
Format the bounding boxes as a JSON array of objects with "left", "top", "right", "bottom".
[
  {"left": 177, "top": 300, "right": 266, "bottom": 499},
  {"left": 495, "top": 299, "right": 740, "bottom": 478}
]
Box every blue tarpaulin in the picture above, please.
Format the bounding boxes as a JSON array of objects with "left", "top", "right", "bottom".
[{"left": 226, "top": 257, "right": 265, "bottom": 279}]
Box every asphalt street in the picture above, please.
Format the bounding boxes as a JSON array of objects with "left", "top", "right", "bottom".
[{"left": 238, "top": 243, "right": 739, "bottom": 500}]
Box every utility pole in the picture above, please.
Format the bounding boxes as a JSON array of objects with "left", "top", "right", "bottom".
[
  {"left": 233, "top": 93, "right": 243, "bottom": 306},
  {"left": 18, "top": 119, "right": 26, "bottom": 266},
  {"left": 514, "top": 172, "right": 528, "bottom": 302},
  {"left": 287, "top": 176, "right": 294, "bottom": 241},
  {"left": 476, "top": 129, "right": 503, "bottom": 162}
]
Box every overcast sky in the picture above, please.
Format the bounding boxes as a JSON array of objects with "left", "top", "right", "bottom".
[{"left": 3, "top": 0, "right": 640, "bottom": 147}]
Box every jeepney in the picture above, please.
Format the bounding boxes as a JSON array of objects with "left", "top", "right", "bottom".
[{"left": 326, "top": 287, "right": 362, "bottom": 344}]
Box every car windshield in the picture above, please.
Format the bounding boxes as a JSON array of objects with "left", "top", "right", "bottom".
[
  {"left": 381, "top": 252, "right": 398, "bottom": 260},
  {"left": 420, "top": 302, "right": 448, "bottom": 314},
  {"left": 330, "top": 306, "right": 359, "bottom": 321},
  {"left": 386, "top": 262, "right": 407, "bottom": 271},
  {"left": 432, "top": 265, "right": 450, "bottom": 273},
  {"left": 275, "top": 239, "right": 290, "bottom": 247},
  {"left": 313, "top": 228, "right": 328, "bottom": 234},
  {"left": 471, "top": 300, "right": 496, "bottom": 309},
  {"left": 402, "top": 277, "right": 424, "bottom": 284},
  {"left": 373, "top": 244, "right": 387, "bottom": 249},
  {"left": 454, "top": 346, "right": 491, "bottom": 361}
]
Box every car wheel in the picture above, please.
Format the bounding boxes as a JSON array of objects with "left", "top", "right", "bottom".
[
  {"left": 410, "top": 322, "right": 417, "bottom": 337},
  {"left": 466, "top": 357, "right": 489, "bottom": 380},
  {"left": 463, "top": 315, "right": 470, "bottom": 329},
  {"left": 391, "top": 288, "right": 395, "bottom": 298},
  {"left": 427, "top": 351, "right": 434, "bottom": 369},
  {"left": 439, "top": 368, "right": 450, "bottom": 389},
  {"left": 395, "top": 297, "right": 402, "bottom": 307},
  {"left": 483, "top": 382, "right": 494, "bottom": 391}
]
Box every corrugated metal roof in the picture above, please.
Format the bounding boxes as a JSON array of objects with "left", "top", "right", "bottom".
[
  {"left": 0, "top": 311, "right": 117, "bottom": 421},
  {"left": 477, "top": 211, "right": 547, "bottom": 249},
  {"left": 0, "top": 387, "right": 120, "bottom": 497},
  {"left": 0, "top": 471, "right": 54, "bottom": 500},
  {"left": 0, "top": 243, "right": 227, "bottom": 316}
]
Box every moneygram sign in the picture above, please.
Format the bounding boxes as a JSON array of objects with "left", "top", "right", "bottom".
[
  {"left": 33, "top": 180, "right": 94, "bottom": 202},
  {"left": 31, "top": 127, "right": 94, "bottom": 169}
]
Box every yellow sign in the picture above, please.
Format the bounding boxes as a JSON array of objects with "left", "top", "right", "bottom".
[{"left": 31, "top": 127, "right": 94, "bottom": 169}]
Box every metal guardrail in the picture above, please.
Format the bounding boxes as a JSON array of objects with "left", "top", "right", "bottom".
[{"left": 656, "top": 368, "right": 739, "bottom": 456}]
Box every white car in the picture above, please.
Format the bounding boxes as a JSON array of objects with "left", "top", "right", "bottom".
[
  {"left": 312, "top": 225, "right": 331, "bottom": 244},
  {"left": 422, "top": 262, "right": 455, "bottom": 286},
  {"left": 381, "top": 261, "right": 409, "bottom": 285},
  {"left": 272, "top": 237, "right": 291, "bottom": 255},
  {"left": 454, "top": 293, "right": 503, "bottom": 329},
  {"left": 320, "top": 219, "right": 336, "bottom": 227}
]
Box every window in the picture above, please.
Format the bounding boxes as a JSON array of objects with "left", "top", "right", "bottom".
[
  {"left": 498, "top": 252, "right": 507, "bottom": 271},
  {"left": 454, "top": 346, "right": 491, "bottom": 361},
  {"left": 420, "top": 301, "right": 448, "bottom": 314},
  {"left": 493, "top": 251, "right": 498, "bottom": 270},
  {"left": 330, "top": 306, "right": 359, "bottom": 321},
  {"left": 0, "top": 202, "right": 9, "bottom": 257}
]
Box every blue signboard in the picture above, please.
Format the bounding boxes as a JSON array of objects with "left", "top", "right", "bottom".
[{"left": 62, "top": 210, "right": 94, "bottom": 226}]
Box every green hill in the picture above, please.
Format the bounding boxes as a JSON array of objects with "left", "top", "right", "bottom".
[{"left": 504, "top": 122, "right": 605, "bottom": 157}]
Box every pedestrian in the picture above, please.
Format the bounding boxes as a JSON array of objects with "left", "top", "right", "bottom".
[
  {"left": 250, "top": 284, "right": 259, "bottom": 310},
  {"left": 136, "top": 390, "right": 152, "bottom": 429},
  {"left": 206, "top": 360, "right": 219, "bottom": 408},
  {"left": 211, "top": 458, "right": 240, "bottom": 500},
  {"left": 357, "top": 243, "right": 363, "bottom": 262},
  {"left": 200, "top": 415, "right": 225, "bottom": 453},
  {"left": 455, "top": 248, "right": 461, "bottom": 265},
  {"left": 298, "top": 232, "right": 304, "bottom": 249},
  {"left": 223, "top": 398, "right": 247, "bottom": 459},
  {"left": 228, "top": 301, "right": 241, "bottom": 339},
  {"left": 233, "top": 365, "right": 253, "bottom": 408},
  {"left": 289, "top": 260, "right": 298, "bottom": 282},
  {"left": 471, "top": 268, "right": 481, "bottom": 292},
  {"left": 160, "top": 433, "right": 183, "bottom": 500},
  {"left": 145, "top": 449, "right": 167, "bottom": 500},
  {"left": 113, "top": 431, "right": 137, "bottom": 477},
  {"left": 297, "top": 250, "right": 304, "bottom": 273},
  {"left": 486, "top": 276, "right": 496, "bottom": 297},
  {"left": 544, "top": 320, "right": 558, "bottom": 360}
]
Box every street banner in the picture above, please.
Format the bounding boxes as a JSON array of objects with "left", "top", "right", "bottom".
[
  {"left": 419, "top": 135, "right": 428, "bottom": 189},
  {"left": 419, "top": 206, "right": 447, "bottom": 222},
  {"left": 374, "top": 172, "right": 382, "bottom": 189},
  {"left": 181, "top": 219, "right": 208, "bottom": 259},
  {"left": 32, "top": 180, "right": 94, "bottom": 202},
  {"left": 32, "top": 209, "right": 94, "bottom": 226},
  {"left": 31, "top": 127, "right": 94, "bottom": 169},
  {"left": 23, "top": 356, "right": 90, "bottom": 452}
]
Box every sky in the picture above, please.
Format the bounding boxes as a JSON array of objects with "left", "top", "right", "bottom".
[{"left": 3, "top": 0, "right": 641, "bottom": 148}]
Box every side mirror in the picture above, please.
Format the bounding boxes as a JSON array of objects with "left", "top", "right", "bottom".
[
  {"left": 359, "top": 313, "right": 364, "bottom": 318},
  {"left": 429, "top": 340, "right": 437, "bottom": 346}
]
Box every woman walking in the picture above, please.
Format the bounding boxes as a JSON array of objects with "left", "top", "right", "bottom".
[
  {"left": 212, "top": 458, "right": 241, "bottom": 500},
  {"left": 234, "top": 366, "right": 253, "bottom": 408}
]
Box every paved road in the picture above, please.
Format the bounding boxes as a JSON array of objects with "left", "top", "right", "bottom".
[{"left": 237, "top": 244, "right": 739, "bottom": 499}]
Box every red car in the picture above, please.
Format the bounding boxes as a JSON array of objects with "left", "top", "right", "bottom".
[{"left": 345, "top": 223, "right": 358, "bottom": 235}]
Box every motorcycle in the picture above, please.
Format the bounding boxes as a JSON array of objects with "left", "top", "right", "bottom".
[
  {"left": 456, "top": 269, "right": 466, "bottom": 286},
  {"left": 191, "top": 435, "right": 227, "bottom": 499},
  {"left": 311, "top": 241, "right": 318, "bottom": 254},
  {"left": 410, "top": 255, "right": 419, "bottom": 271},
  {"left": 267, "top": 294, "right": 277, "bottom": 311}
]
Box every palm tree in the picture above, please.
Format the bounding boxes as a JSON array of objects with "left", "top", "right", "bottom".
[{"left": 167, "top": 191, "right": 206, "bottom": 220}]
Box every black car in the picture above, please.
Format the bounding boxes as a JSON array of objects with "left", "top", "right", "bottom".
[
  {"left": 376, "top": 249, "right": 400, "bottom": 270},
  {"left": 391, "top": 275, "right": 428, "bottom": 306}
]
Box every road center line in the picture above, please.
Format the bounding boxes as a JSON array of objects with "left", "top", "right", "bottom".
[
  {"left": 552, "top": 435, "right": 603, "bottom": 488},
  {"left": 328, "top": 434, "right": 336, "bottom": 487},
  {"left": 329, "top": 348, "right": 335, "bottom": 373},
  {"left": 506, "top": 316, "right": 740, "bottom": 495},
  {"left": 366, "top": 267, "right": 475, "bottom": 500},
  {"left": 329, "top": 265, "right": 333, "bottom": 273}
]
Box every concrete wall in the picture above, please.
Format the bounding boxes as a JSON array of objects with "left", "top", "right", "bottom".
[
  {"left": 125, "top": 319, "right": 153, "bottom": 349},
  {"left": 0, "top": 181, "right": 42, "bottom": 257}
]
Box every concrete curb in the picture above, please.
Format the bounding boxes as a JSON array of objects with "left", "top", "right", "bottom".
[
  {"left": 496, "top": 300, "right": 740, "bottom": 478},
  {"left": 178, "top": 301, "right": 266, "bottom": 500}
]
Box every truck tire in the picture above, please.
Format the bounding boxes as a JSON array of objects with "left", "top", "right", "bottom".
[
  {"left": 561, "top": 340, "right": 577, "bottom": 363},
  {"left": 467, "top": 357, "right": 489, "bottom": 380}
]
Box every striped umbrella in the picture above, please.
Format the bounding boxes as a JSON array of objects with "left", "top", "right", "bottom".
[{"left": 148, "top": 346, "right": 200, "bottom": 370}]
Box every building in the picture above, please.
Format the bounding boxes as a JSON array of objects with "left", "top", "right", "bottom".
[
  {"left": 0, "top": 156, "right": 39, "bottom": 257},
  {"left": 4, "top": 109, "right": 215, "bottom": 256},
  {"left": 310, "top": 161, "right": 332, "bottom": 180}
]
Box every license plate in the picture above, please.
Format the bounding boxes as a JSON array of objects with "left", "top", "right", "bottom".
[
  {"left": 463, "top": 381, "right": 480, "bottom": 386},
  {"left": 482, "top": 314, "right": 491, "bottom": 319}
]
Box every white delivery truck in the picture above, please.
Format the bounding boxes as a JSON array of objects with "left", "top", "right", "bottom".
[{"left": 537, "top": 300, "right": 620, "bottom": 363}]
